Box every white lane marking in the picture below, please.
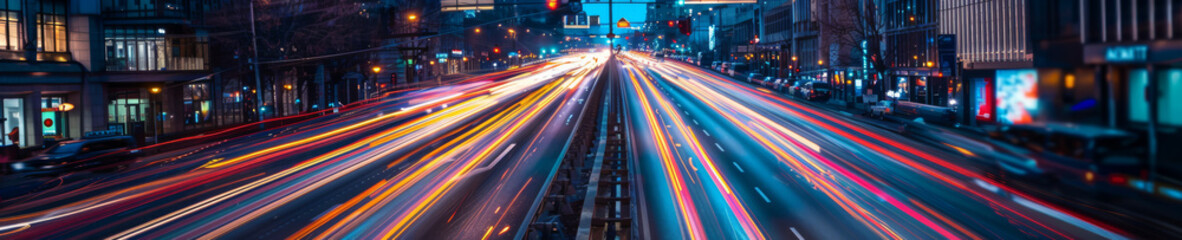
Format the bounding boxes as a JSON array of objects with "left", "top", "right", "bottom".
[
  {"left": 692, "top": 119, "right": 699, "bottom": 125},
  {"left": 732, "top": 162, "right": 745, "bottom": 173},
  {"left": 566, "top": 114, "right": 574, "bottom": 125},
  {"left": 791, "top": 227, "right": 805, "bottom": 240},
  {"left": 702, "top": 129, "right": 711, "bottom": 137},
  {"left": 714, "top": 143, "right": 725, "bottom": 152},
  {"left": 754, "top": 187, "right": 771, "bottom": 203}
]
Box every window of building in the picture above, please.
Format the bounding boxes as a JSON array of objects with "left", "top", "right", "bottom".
[
  {"left": 102, "top": 0, "right": 192, "bottom": 18},
  {"left": 1, "top": 0, "right": 22, "bottom": 59},
  {"left": 105, "top": 26, "right": 209, "bottom": 71},
  {"left": 35, "top": 0, "right": 66, "bottom": 53}
]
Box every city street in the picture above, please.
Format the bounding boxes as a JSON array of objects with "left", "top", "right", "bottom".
[
  {"left": 4, "top": 52, "right": 1175, "bottom": 239},
  {"left": 3, "top": 0, "right": 1181, "bottom": 239}
]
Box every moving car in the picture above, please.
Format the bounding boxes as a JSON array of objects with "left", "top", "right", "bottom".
[
  {"left": 8, "top": 136, "right": 141, "bottom": 174},
  {"left": 987, "top": 123, "right": 1145, "bottom": 198}
]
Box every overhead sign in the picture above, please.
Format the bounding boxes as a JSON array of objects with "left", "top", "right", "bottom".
[
  {"left": 451, "top": 49, "right": 463, "bottom": 56},
  {"left": 436, "top": 53, "right": 449, "bottom": 59}
]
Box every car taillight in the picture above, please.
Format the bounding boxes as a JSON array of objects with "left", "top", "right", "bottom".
[{"left": 1110, "top": 174, "right": 1128, "bottom": 185}]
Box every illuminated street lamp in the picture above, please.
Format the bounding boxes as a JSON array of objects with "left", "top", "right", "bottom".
[
  {"left": 408, "top": 14, "right": 417, "bottom": 21},
  {"left": 150, "top": 87, "right": 161, "bottom": 94},
  {"left": 372, "top": 66, "right": 382, "bottom": 73}
]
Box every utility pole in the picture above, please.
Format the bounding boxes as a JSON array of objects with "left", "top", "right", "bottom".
[{"left": 250, "top": 1, "right": 265, "bottom": 127}]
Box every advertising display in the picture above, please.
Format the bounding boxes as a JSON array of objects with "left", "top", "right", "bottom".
[
  {"left": 995, "top": 69, "right": 1038, "bottom": 124},
  {"left": 972, "top": 78, "right": 994, "bottom": 122}
]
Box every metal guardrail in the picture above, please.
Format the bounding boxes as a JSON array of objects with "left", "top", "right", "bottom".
[{"left": 518, "top": 58, "right": 614, "bottom": 240}]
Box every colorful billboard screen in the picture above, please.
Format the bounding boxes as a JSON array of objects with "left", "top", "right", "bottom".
[{"left": 995, "top": 69, "right": 1038, "bottom": 124}]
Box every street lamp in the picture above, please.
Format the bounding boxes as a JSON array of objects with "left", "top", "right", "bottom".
[
  {"left": 149, "top": 87, "right": 160, "bottom": 144},
  {"left": 408, "top": 14, "right": 417, "bottom": 21},
  {"left": 474, "top": 28, "right": 481, "bottom": 33},
  {"left": 372, "top": 66, "right": 382, "bottom": 73}
]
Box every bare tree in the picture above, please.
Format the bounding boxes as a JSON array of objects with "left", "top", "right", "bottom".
[{"left": 819, "top": 0, "right": 887, "bottom": 95}]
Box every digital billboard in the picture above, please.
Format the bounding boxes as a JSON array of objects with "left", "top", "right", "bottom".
[
  {"left": 995, "top": 69, "right": 1038, "bottom": 124},
  {"left": 972, "top": 78, "right": 994, "bottom": 122}
]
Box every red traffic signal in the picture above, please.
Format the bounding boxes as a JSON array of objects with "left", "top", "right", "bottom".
[
  {"left": 493, "top": 47, "right": 501, "bottom": 53},
  {"left": 678, "top": 19, "right": 692, "bottom": 36}
]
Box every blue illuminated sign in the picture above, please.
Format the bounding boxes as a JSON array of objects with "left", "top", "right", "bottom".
[{"left": 1105, "top": 45, "right": 1148, "bottom": 62}]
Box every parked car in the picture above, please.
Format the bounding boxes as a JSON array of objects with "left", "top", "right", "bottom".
[
  {"left": 788, "top": 81, "right": 805, "bottom": 96},
  {"left": 866, "top": 100, "right": 895, "bottom": 119},
  {"left": 727, "top": 63, "right": 750, "bottom": 77},
  {"left": 800, "top": 82, "right": 832, "bottom": 100},
  {"left": 8, "top": 136, "right": 141, "bottom": 174},
  {"left": 747, "top": 73, "right": 765, "bottom": 83},
  {"left": 986, "top": 123, "right": 1145, "bottom": 198},
  {"left": 711, "top": 62, "right": 721, "bottom": 71}
]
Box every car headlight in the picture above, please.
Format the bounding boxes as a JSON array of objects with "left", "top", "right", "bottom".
[{"left": 11, "top": 162, "right": 26, "bottom": 171}]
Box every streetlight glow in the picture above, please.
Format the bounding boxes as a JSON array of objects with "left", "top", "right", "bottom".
[{"left": 372, "top": 66, "right": 382, "bottom": 73}]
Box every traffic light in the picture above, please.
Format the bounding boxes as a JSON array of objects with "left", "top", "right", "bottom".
[
  {"left": 548, "top": 0, "right": 582, "bottom": 13},
  {"left": 678, "top": 18, "right": 692, "bottom": 36},
  {"left": 493, "top": 47, "right": 501, "bottom": 54}
]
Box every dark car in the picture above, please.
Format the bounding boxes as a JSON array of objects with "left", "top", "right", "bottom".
[
  {"left": 788, "top": 81, "right": 805, "bottom": 96},
  {"left": 800, "top": 82, "right": 831, "bottom": 101},
  {"left": 747, "top": 73, "right": 765, "bottom": 84},
  {"left": 987, "top": 123, "right": 1146, "bottom": 197},
  {"left": 8, "top": 136, "right": 141, "bottom": 174}
]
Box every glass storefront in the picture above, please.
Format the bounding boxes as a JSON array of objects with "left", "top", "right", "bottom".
[
  {"left": 1129, "top": 68, "right": 1182, "bottom": 126},
  {"left": 184, "top": 82, "right": 212, "bottom": 128},
  {"left": 2, "top": 98, "right": 24, "bottom": 147},
  {"left": 108, "top": 91, "right": 148, "bottom": 135}
]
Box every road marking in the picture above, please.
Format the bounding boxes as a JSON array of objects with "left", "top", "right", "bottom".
[
  {"left": 702, "top": 129, "right": 711, "bottom": 137},
  {"left": 714, "top": 143, "right": 725, "bottom": 152},
  {"left": 692, "top": 119, "right": 699, "bottom": 125},
  {"left": 566, "top": 114, "right": 574, "bottom": 125},
  {"left": 754, "top": 187, "right": 771, "bottom": 203},
  {"left": 732, "top": 162, "right": 744, "bottom": 173},
  {"left": 791, "top": 227, "right": 805, "bottom": 240}
]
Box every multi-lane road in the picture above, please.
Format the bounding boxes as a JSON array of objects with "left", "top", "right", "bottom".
[{"left": 0, "top": 51, "right": 1167, "bottom": 239}]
